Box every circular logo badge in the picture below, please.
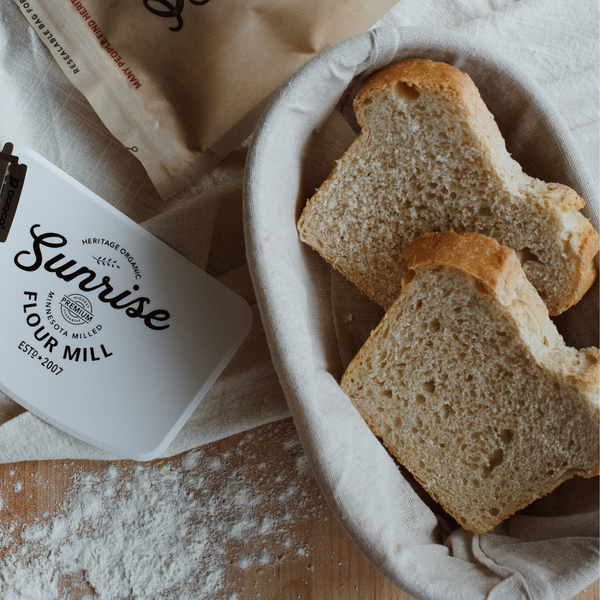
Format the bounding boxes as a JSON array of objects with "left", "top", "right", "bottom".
[{"left": 59, "top": 293, "right": 94, "bottom": 326}]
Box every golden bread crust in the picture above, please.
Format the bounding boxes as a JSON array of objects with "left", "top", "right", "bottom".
[
  {"left": 404, "top": 231, "right": 599, "bottom": 395},
  {"left": 354, "top": 59, "right": 479, "bottom": 125},
  {"left": 404, "top": 230, "right": 518, "bottom": 297}
]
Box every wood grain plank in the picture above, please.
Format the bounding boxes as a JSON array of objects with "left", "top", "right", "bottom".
[{"left": 0, "top": 419, "right": 596, "bottom": 599}]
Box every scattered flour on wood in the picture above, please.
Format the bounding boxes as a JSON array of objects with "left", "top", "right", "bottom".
[{"left": 0, "top": 420, "right": 325, "bottom": 599}]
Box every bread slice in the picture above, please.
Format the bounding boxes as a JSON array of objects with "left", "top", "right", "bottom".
[
  {"left": 298, "top": 58, "right": 599, "bottom": 315},
  {"left": 340, "top": 231, "right": 599, "bottom": 534}
]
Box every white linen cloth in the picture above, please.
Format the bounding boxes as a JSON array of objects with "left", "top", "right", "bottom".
[
  {"left": 243, "top": 17, "right": 599, "bottom": 600},
  {"left": 0, "top": 2, "right": 598, "bottom": 597}
]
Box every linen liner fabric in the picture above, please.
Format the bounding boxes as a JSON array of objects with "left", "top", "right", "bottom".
[{"left": 244, "top": 26, "right": 599, "bottom": 600}]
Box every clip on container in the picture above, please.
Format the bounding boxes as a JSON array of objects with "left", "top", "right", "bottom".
[{"left": 0, "top": 143, "right": 252, "bottom": 459}]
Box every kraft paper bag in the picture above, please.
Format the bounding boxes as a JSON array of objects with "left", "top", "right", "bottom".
[{"left": 11, "top": 0, "right": 396, "bottom": 198}]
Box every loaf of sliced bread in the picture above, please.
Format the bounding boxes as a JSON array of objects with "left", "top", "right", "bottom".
[
  {"left": 340, "top": 231, "right": 599, "bottom": 534},
  {"left": 298, "top": 59, "right": 599, "bottom": 315}
]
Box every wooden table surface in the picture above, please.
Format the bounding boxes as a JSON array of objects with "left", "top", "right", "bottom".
[{"left": 0, "top": 417, "right": 597, "bottom": 600}]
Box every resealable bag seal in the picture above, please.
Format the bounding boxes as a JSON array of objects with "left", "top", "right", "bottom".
[{"left": 0, "top": 143, "right": 27, "bottom": 243}]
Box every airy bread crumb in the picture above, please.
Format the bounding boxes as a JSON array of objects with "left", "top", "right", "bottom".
[{"left": 341, "top": 231, "right": 599, "bottom": 533}]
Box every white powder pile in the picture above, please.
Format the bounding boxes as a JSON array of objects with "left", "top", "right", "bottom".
[{"left": 0, "top": 420, "right": 326, "bottom": 600}]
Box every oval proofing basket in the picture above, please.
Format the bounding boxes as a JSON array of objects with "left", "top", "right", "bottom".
[{"left": 244, "top": 26, "right": 599, "bottom": 600}]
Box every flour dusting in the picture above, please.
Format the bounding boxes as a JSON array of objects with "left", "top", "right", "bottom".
[{"left": 0, "top": 420, "right": 325, "bottom": 599}]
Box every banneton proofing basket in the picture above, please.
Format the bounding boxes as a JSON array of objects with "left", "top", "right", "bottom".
[{"left": 244, "top": 27, "right": 599, "bottom": 600}]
